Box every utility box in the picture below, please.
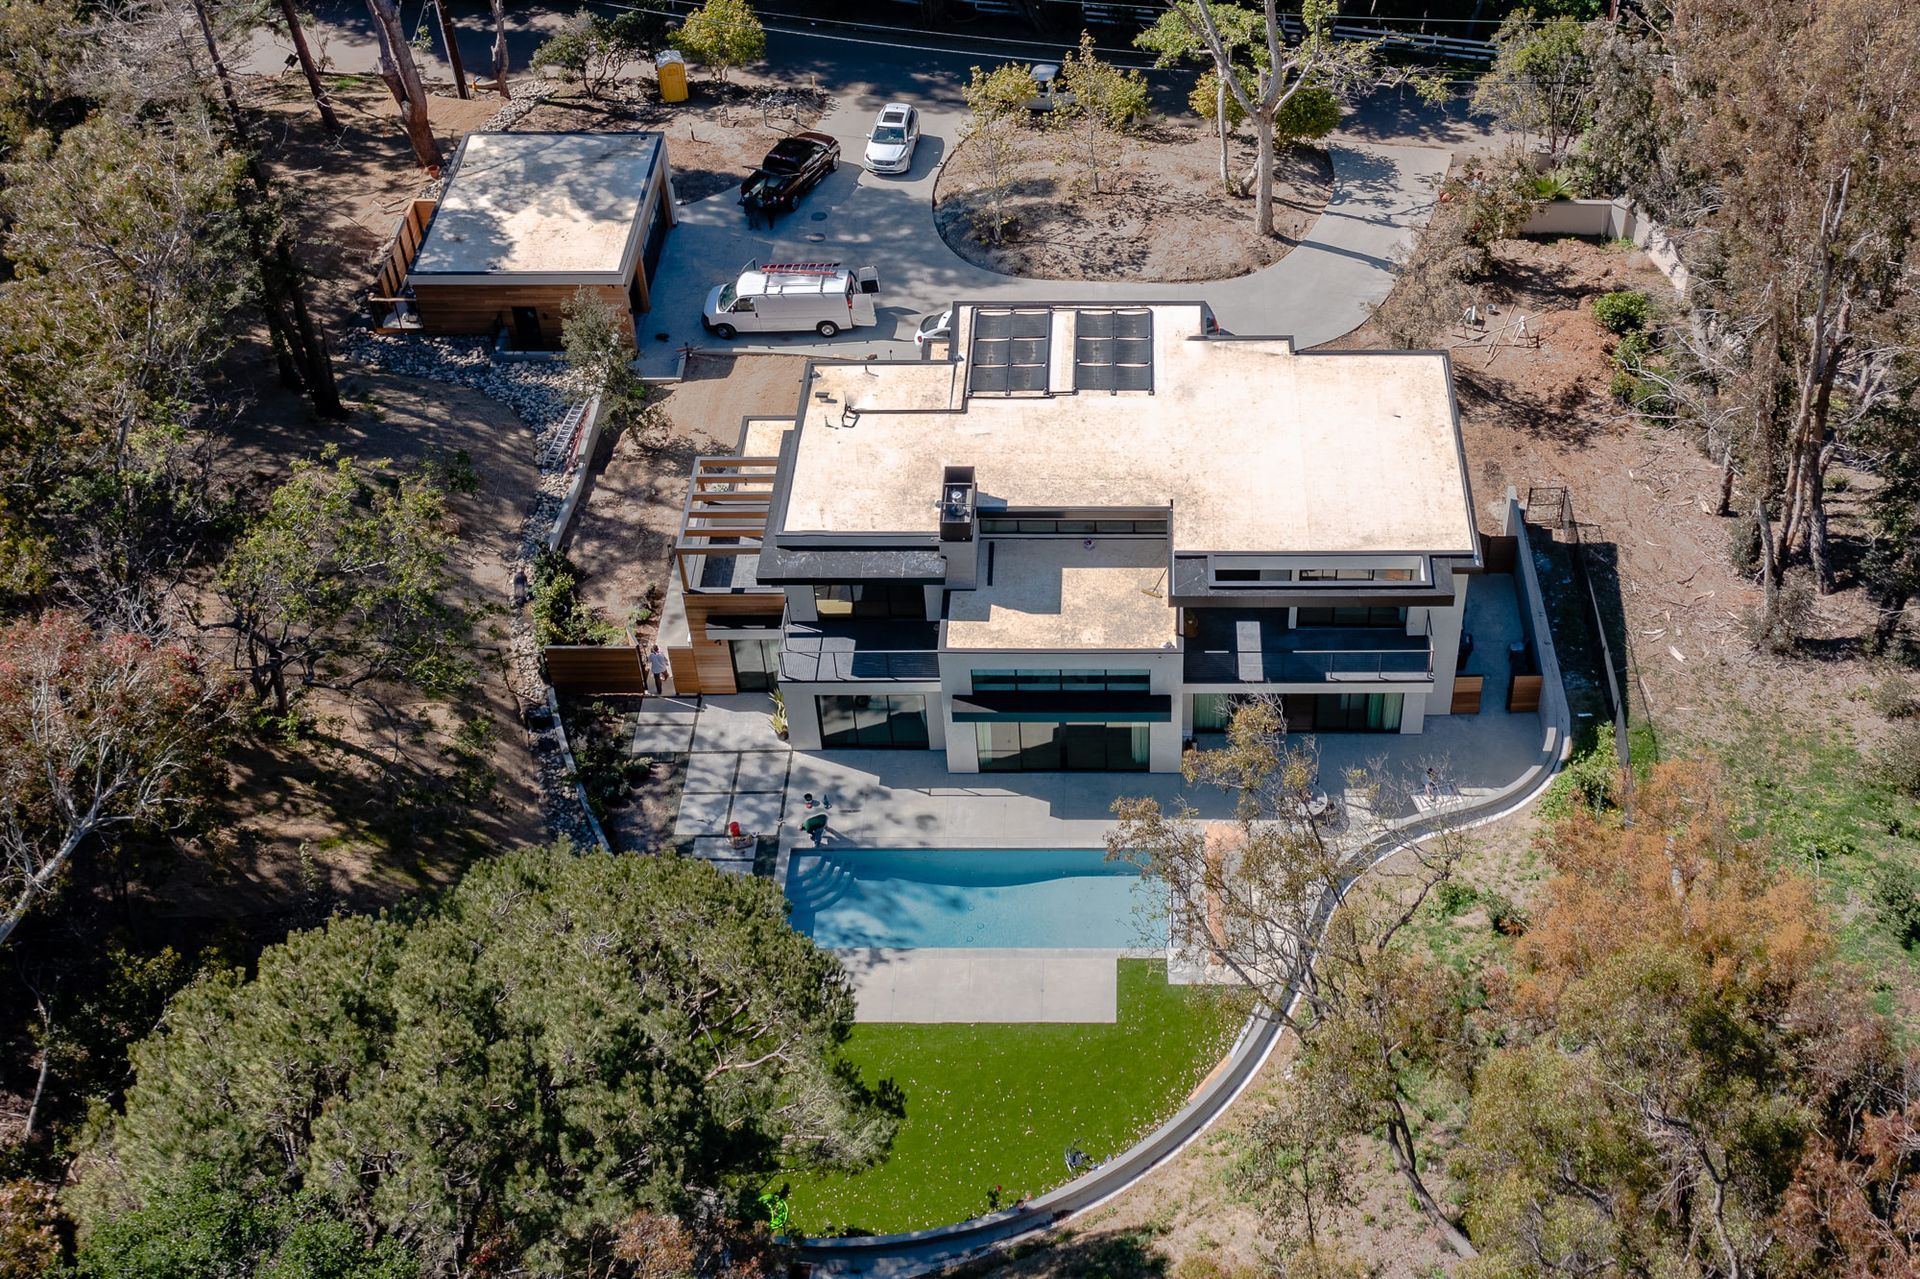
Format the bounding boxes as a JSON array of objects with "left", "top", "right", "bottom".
[{"left": 656, "top": 51, "right": 687, "bottom": 103}]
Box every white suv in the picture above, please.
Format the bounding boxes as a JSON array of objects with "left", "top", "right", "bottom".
[{"left": 863, "top": 103, "right": 921, "bottom": 175}]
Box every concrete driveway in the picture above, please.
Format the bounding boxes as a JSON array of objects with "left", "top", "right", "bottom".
[
  {"left": 639, "top": 86, "right": 1449, "bottom": 373},
  {"left": 245, "top": 5, "right": 1458, "bottom": 372}
]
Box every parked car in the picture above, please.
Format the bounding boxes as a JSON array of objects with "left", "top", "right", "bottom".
[
  {"left": 740, "top": 131, "right": 840, "bottom": 216},
  {"left": 702, "top": 261, "right": 881, "bottom": 339},
  {"left": 1024, "top": 63, "right": 1074, "bottom": 112},
  {"left": 913, "top": 308, "right": 953, "bottom": 348},
  {"left": 863, "top": 102, "right": 921, "bottom": 174}
]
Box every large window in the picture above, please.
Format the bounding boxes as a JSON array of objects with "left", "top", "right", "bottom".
[
  {"left": 817, "top": 695, "right": 929, "bottom": 749},
  {"left": 975, "top": 722, "right": 1150, "bottom": 772},
  {"left": 1191, "top": 693, "right": 1238, "bottom": 733},
  {"left": 1295, "top": 606, "right": 1408, "bottom": 629},
  {"left": 977, "top": 516, "right": 1168, "bottom": 536},
  {"left": 1312, "top": 693, "right": 1403, "bottom": 733},
  {"left": 1296, "top": 568, "right": 1417, "bottom": 582},
  {"left": 970, "top": 669, "right": 1151, "bottom": 694},
  {"left": 814, "top": 583, "right": 924, "bottom": 619}
]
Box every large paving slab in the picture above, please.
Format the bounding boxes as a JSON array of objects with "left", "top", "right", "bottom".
[
  {"left": 681, "top": 752, "right": 740, "bottom": 794},
  {"left": 838, "top": 948, "right": 1120, "bottom": 1023}
]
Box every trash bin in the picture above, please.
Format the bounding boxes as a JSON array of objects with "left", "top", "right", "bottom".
[{"left": 655, "top": 50, "right": 687, "bottom": 103}]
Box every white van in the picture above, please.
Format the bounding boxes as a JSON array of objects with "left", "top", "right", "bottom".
[{"left": 702, "top": 262, "right": 881, "bottom": 339}]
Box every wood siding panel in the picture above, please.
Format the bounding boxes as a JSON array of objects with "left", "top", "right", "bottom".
[
  {"left": 410, "top": 282, "right": 630, "bottom": 342},
  {"left": 1507, "top": 673, "right": 1542, "bottom": 713},
  {"left": 1450, "top": 674, "right": 1483, "bottom": 714},
  {"left": 545, "top": 645, "right": 648, "bottom": 694}
]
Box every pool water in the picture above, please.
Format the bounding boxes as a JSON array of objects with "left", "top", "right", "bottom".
[{"left": 786, "top": 847, "right": 1166, "bottom": 950}]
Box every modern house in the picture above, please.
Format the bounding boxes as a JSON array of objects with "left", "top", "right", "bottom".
[
  {"left": 371, "top": 131, "right": 676, "bottom": 345},
  {"left": 661, "top": 301, "right": 1482, "bottom": 774}
]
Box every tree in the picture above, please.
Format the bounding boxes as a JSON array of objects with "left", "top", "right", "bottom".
[
  {"left": 0, "top": 614, "right": 233, "bottom": 948},
  {"left": 677, "top": 0, "right": 763, "bottom": 85},
  {"left": 487, "top": 0, "right": 511, "bottom": 97},
  {"left": 0, "top": 114, "right": 253, "bottom": 615},
  {"left": 1139, "top": 2, "right": 1263, "bottom": 191},
  {"left": 531, "top": 7, "right": 672, "bottom": 99},
  {"left": 75, "top": 847, "right": 896, "bottom": 1276},
  {"left": 562, "top": 287, "right": 654, "bottom": 436},
  {"left": 1231, "top": 1086, "right": 1354, "bottom": 1250},
  {"left": 0, "top": 0, "right": 79, "bottom": 154},
  {"left": 363, "top": 0, "right": 440, "bottom": 168},
  {"left": 73, "top": 1165, "right": 419, "bottom": 1279},
  {"left": 959, "top": 62, "right": 1038, "bottom": 246},
  {"left": 1861, "top": 404, "right": 1920, "bottom": 648},
  {"left": 216, "top": 451, "right": 469, "bottom": 719},
  {"left": 1050, "top": 31, "right": 1149, "bottom": 198},
  {"left": 1107, "top": 700, "right": 1477, "bottom": 1256},
  {"left": 1459, "top": 760, "right": 1881, "bottom": 1279},
  {"left": 277, "top": 0, "right": 342, "bottom": 133},
  {"left": 1168, "top": 0, "right": 1438, "bottom": 237},
  {"left": 1471, "top": 12, "right": 1596, "bottom": 162}
]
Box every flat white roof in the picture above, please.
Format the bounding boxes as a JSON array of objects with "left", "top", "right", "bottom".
[
  {"left": 946, "top": 537, "right": 1176, "bottom": 651},
  {"left": 409, "top": 132, "right": 663, "bottom": 279},
  {"left": 781, "top": 304, "right": 1476, "bottom": 556}
]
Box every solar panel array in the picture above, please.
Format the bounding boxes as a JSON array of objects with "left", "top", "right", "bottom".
[
  {"left": 968, "top": 308, "right": 1051, "bottom": 394},
  {"left": 1074, "top": 308, "right": 1153, "bottom": 392}
]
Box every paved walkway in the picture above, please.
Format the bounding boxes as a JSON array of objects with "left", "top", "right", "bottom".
[{"left": 836, "top": 948, "right": 1122, "bottom": 1023}]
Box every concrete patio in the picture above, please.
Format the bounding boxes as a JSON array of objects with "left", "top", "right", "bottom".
[{"left": 838, "top": 948, "right": 1130, "bottom": 1024}]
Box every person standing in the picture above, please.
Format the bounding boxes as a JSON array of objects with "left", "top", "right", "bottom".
[{"left": 647, "top": 644, "right": 670, "bottom": 696}]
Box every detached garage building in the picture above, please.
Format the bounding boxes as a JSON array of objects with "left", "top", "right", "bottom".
[{"left": 397, "top": 131, "right": 675, "bottom": 345}]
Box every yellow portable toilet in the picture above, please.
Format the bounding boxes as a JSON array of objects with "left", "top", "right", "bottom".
[{"left": 656, "top": 50, "right": 688, "bottom": 104}]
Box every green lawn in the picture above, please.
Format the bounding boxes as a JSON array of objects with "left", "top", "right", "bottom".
[{"left": 782, "top": 959, "right": 1247, "bottom": 1237}]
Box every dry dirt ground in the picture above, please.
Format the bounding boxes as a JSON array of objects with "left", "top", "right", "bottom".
[
  {"left": 1335, "top": 234, "right": 1893, "bottom": 756},
  {"left": 566, "top": 354, "right": 808, "bottom": 628},
  {"left": 151, "top": 368, "right": 545, "bottom": 929},
  {"left": 935, "top": 118, "right": 1331, "bottom": 282}
]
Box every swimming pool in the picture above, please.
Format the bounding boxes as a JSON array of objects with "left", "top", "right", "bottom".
[{"left": 786, "top": 847, "right": 1166, "bottom": 950}]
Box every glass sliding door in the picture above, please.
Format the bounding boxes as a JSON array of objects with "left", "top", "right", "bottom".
[
  {"left": 729, "top": 638, "right": 781, "bottom": 692},
  {"left": 817, "top": 695, "right": 929, "bottom": 749},
  {"left": 1312, "top": 692, "right": 1404, "bottom": 732},
  {"left": 974, "top": 721, "right": 1150, "bottom": 771},
  {"left": 1191, "top": 693, "right": 1235, "bottom": 733}
]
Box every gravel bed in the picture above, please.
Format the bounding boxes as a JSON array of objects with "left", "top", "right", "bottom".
[{"left": 340, "top": 330, "right": 594, "bottom": 845}]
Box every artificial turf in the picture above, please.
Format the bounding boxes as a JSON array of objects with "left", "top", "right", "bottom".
[{"left": 780, "top": 959, "right": 1246, "bottom": 1237}]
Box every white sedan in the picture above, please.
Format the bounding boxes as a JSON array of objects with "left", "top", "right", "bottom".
[{"left": 863, "top": 102, "right": 921, "bottom": 175}]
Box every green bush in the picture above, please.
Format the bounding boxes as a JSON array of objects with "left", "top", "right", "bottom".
[
  {"left": 1874, "top": 860, "right": 1920, "bottom": 949},
  {"left": 1434, "top": 879, "right": 1479, "bottom": 918},
  {"left": 1592, "top": 289, "right": 1651, "bottom": 334},
  {"left": 1871, "top": 675, "right": 1916, "bottom": 720},
  {"left": 1539, "top": 736, "right": 1622, "bottom": 822},
  {"left": 1481, "top": 890, "right": 1529, "bottom": 936},
  {"left": 1877, "top": 723, "right": 1920, "bottom": 798},
  {"left": 530, "top": 548, "right": 620, "bottom": 647}
]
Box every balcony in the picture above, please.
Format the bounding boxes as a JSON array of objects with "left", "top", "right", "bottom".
[
  {"left": 673, "top": 455, "right": 782, "bottom": 595},
  {"left": 1184, "top": 612, "right": 1433, "bottom": 685},
  {"left": 779, "top": 620, "right": 941, "bottom": 682}
]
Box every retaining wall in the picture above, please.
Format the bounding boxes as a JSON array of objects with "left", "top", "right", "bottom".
[{"left": 1520, "top": 198, "right": 1691, "bottom": 297}]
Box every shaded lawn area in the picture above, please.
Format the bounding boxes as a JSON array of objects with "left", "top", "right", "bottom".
[{"left": 783, "top": 960, "right": 1247, "bottom": 1237}]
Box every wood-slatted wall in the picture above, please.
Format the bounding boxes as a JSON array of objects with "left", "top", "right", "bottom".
[
  {"left": 1450, "top": 674, "right": 1484, "bottom": 714},
  {"left": 1507, "top": 674, "right": 1543, "bottom": 713},
  {"left": 367, "top": 199, "right": 437, "bottom": 331},
  {"left": 669, "top": 594, "right": 786, "bottom": 695},
  {"left": 409, "top": 282, "right": 630, "bottom": 342},
  {"left": 545, "top": 645, "right": 649, "bottom": 695}
]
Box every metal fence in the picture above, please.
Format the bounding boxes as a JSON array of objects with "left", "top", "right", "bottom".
[{"left": 1523, "top": 486, "right": 1659, "bottom": 782}]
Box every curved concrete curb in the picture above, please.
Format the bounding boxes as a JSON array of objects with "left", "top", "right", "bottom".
[
  {"left": 799, "top": 631, "right": 1572, "bottom": 1274},
  {"left": 797, "top": 763, "right": 1567, "bottom": 1277}
]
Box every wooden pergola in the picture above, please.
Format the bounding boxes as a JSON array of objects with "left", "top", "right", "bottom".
[{"left": 673, "top": 455, "right": 780, "bottom": 592}]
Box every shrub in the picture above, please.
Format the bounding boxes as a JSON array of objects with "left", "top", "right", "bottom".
[
  {"left": 1539, "top": 736, "right": 1621, "bottom": 821},
  {"left": 1871, "top": 674, "right": 1917, "bottom": 720},
  {"left": 1877, "top": 723, "right": 1920, "bottom": 798},
  {"left": 1747, "top": 571, "right": 1816, "bottom": 655},
  {"left": 1434, "top": 878, "right": 1479, "bottom": 918},
  {"left": 1873, "top": 860, "right": 1920, "bottom": 949},
  {"left": 1481, "top": 891, "right": 1529, "bottom": 936},
  {"left": 1592, "top": 289, "right": 1650, "bottom": 334},
  {"left": 531, "top": 548, "right": 620, "bottom": 647}
]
